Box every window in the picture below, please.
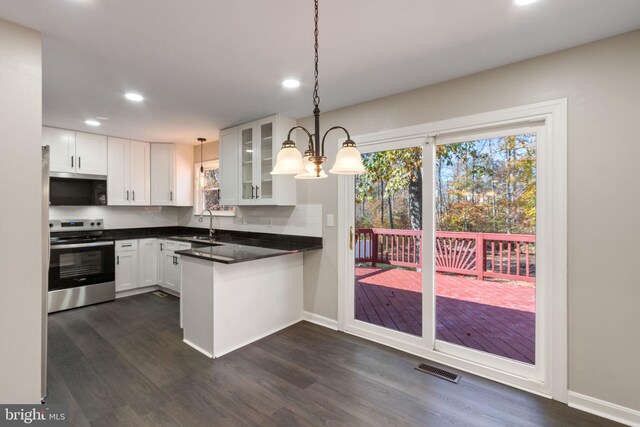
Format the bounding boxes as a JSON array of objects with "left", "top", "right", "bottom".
[{"left": 194, "top": 160, "right": 236, "bottom": 216}]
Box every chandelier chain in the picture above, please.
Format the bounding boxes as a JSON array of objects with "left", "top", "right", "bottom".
[{"left": 313, "top": 0, "right": 320, "bottom": 110}]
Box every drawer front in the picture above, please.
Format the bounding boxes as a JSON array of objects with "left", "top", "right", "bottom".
[{"left": 116, "top": 240, "right": 138, "bottom": 251}]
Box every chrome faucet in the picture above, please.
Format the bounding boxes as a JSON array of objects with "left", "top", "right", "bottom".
[{"left": 199, "top": 209, "right": 215, "bottom": 239}]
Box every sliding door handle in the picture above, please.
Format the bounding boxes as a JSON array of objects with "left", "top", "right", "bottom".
[{"left": 349, "top": 226, "right": 354, "bottom": 250}]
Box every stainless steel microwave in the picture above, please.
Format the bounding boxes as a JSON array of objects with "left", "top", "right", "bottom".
[{"left": 49, "top": 176, "right": 107, "bottom": 206}]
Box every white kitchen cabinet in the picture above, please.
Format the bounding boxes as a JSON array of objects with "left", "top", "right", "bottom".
[
  {"left": 220, "top": 114, "right": 296, "bottom": 206},
  {"left": 138, "top": 238, "right": 158, "bottom": 287},
  {"left": 43, "top": 127, "right": 75, "bottom": 173},
  {"left": 42, "top": 127, "right": 107, "bottom": 176},
  {"left": 158, "top": 240, "right": 191, "bottom": 295},
  {"left": 218, "top": 127, "right": 239, "bottom": 205},
  {"left": 150, "top": 144, "right": 194, "bottom": 206},
  {"left": 107, "top": 137, "right": 150, "bottom": 206},
  {"left": 75, "top": 132, "right": 108, "bottom": 175},
  {"left": 115, "top": 240, "right": 139, "bottom": 292}
]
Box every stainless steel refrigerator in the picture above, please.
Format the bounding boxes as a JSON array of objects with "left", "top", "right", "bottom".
[{"left": 42, "top": 145, "right": 49, "bottom": 401}]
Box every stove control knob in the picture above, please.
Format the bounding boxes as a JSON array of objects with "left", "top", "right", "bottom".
[
  {"left": 90, "top": 222, "right": 95, "bottom": 226},
  {"left": 96, "top": 222, "right": 102, "bottom": 226}
]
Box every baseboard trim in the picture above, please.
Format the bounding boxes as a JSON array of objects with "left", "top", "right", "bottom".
[
  {"left": 568, "top": 391, "right": 640, "bottom": 426},
  {"left": 115, "top": 285, "right": 159, "bottom": 299},
  {"left": 183, "top": 339, "right": 213, "bottom": 359},
  {"left": 302, "top": 311, "right": 338, "bottom": 330}
]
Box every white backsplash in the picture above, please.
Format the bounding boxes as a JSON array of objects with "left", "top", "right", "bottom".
[
  {"left": 49, "top": 204, "right": 323, "bottom": 237},
  {"left": 178, "top": 204, "right": 323, "bottom": 237},
  {"left": 49, "top": 206, "right": 179, "bottom": 229}
]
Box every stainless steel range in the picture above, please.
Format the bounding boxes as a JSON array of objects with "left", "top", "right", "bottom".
[{"left": 48, "top": 219, "right": 115, "bottom": 313}]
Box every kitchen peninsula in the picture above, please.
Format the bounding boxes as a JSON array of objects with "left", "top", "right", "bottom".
[{"left": 175, "top": 233, "right": 321, "bottom": 358}]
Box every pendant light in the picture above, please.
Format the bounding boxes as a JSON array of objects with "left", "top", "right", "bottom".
[
  {"left": 271, "top": 0, "right": 366, "bottom": 179},
  {"left": 197, "top": 138, "right": 206, "bottom": 188}
]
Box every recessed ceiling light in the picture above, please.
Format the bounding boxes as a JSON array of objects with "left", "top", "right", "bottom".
[
  {"left": 282, "top": 79, "right": 300, "bottom": 88},
  {"left": 514, "top": 0, "right": 539, "bottom": 5},
  {"left": 95, "top": 116, "right": 109, "bottom": 120},
  {"left": 124, "top": 92, "right": 144, "bottom": 102},
  {"left": 85, "top": 119, "right": 100, "bottom": 126}
]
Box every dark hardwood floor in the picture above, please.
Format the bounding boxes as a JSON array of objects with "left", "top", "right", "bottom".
[{"left": 47, "top": 293, "right": 616, "bottom": 427}]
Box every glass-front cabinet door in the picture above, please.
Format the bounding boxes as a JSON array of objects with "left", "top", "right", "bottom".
[
  {"left": 255, "top": 118, "right": 274, "bottom": 204},
  {"left": 240, "top": 124, "right": 254, "bottom": 202}
]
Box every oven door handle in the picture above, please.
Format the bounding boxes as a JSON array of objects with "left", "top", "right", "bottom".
[{"left": 50, "top": 241, "right": 114, "bottom": 250}]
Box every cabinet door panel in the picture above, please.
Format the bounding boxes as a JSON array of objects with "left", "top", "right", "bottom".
[
  {"left": 239, "top": 124, "right": 255, "bottom": 204},
  {"left": 138, "top": 238, "right": 158, "bottom": 287},
  {"left": 107, "top": 137, "right": 130, "bottom": 205},
  {"left": 151, "top": 144, "right": 175, "bottom": 205},
  {"left": 256, "top": 119, "right": 274, "bottom": 204},
  {"left": 219, "top": 128, "right": 239, "bottom": 205},
  {"left": 115, "top": 251, "right": 138, "bottom": 292},
  {"left": 164, "top": 252, "right": 181, "bottom": 293},
  {"left": 43, "top": 127, "right": 75, "bottom": 173},
  {"left": 75, "top": 132, "right": 107, "bottom": 175},
  {"left": 130, "top": 141, "right": 151, "bottom": 205},
  {"left": 157, "top": 240, "right": 166, "bottom": 286}
]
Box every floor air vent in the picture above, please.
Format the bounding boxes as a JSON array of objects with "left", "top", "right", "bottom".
[
  {"left": 153, "top": 291, "right": 168, "bottom": 298},
  {"left": 415, "top": 363, "right": 461, "bottom": 383}
]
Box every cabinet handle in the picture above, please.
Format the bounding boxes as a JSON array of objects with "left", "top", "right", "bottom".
[
  {"left": 160, "top": 243, "right": 163, "bottom": 251},
  {"left": 78, "top": 156, "right": 81, "bottom": 169},
  {"left": 256, "top": 186, "right": 260, "bottom": 198},
  {"left": 121, "top": 244, "right": 132, "bottom": 248},
  {"left": 132, "top": 190, "right": 135, "bottom": 201},
  {"left": 116, "top": 255, "right": 120, "bottom": 265},
  {"left": 251, "top": 186, "right": 255, "bottom": 199},
  {"left": 71, "top": 156, "right": 74, "bottom": 168},
  {"left": 170, "top": 191, "right": 173, "bottom": 202},
  {"left": 126, "top": 190, "right": 129, "bottom": 201}
]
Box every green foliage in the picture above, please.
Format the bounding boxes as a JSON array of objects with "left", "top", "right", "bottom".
[{"left": 355, "top": 134, "right": 537, "bottom": 234}]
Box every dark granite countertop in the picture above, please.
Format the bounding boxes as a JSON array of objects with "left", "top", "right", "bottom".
[
  {"left": 172, "top": 231, "right": 321, "bottom": 264},
  {"left": 51, "top": 225, "right": 322, "bottom": 263}
]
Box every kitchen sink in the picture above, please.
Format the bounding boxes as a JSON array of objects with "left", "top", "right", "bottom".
[{"left": 183, "top": 235, "right": 220, "bottom": 243}]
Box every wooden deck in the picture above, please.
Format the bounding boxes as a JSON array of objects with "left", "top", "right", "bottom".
[{"left": 355, "top": 266, "right": 536, "bottom": 364}]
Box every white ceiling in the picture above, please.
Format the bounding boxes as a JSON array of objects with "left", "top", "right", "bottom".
[{"left": 1, "top": 1, "right": 639, "bottom": 144}]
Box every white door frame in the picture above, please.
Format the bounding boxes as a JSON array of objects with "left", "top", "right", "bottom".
[{"left": 337, "top": 99, "right": 567, "bottom": 402}]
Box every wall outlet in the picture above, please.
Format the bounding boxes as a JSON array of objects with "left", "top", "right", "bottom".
[{"left": 326, "top": 214, "right": 334, "bottom": 227}]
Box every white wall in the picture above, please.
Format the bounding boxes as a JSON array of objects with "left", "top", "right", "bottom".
[
  {"left": 178, "top": 204, "right": 323, "bottom": 238},
  {"left": 0, "top": 18, "right": 42, "bottom": 403},
  {"left": 298, "top": 30, "right": 640, "bottom": 412},
  {"left": 49, "top": 206, "right": 178, "bottom": 229}
]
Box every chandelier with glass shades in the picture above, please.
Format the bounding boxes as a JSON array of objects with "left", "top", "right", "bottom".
[{"left": 271, "top": 0, "right": 366, "bottom": 179}]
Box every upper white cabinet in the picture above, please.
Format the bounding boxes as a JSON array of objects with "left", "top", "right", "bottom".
[
  {"left": 218, "top": 128, "right": 238, "bottom": 206},
  {"left": 220, "top": 114, "right": 296, "bottom": 206},
  {"left": 107, "top": 137, "right": 151, "bottom": 206},
  {"left": 150, "top": 143, "right": 194, "bottom": 206},
  {"left": 42, "top": 127, "right": 107, "bottom": 176}
]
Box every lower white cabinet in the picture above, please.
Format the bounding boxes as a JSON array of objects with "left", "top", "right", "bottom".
[
  {"left": 158, "top": 239, "right": 191, "bottom": 295},
  {"left": 115, "top": 240, "right": 139, "bottom": 292},
  {"left": 138, "top": 238, "right": 158, "bottom": 287},
  {"left": 116, "top": 238, "right": 159, "bottom": 292}
]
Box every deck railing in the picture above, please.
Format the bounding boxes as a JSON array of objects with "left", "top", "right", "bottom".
[{"left": 355, "top": 228, "right": 536, "bottom": 282}]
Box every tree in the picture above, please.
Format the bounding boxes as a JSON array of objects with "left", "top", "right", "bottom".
[{"left": 356, "top": 147, "right": 422, "bottom": 230}]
